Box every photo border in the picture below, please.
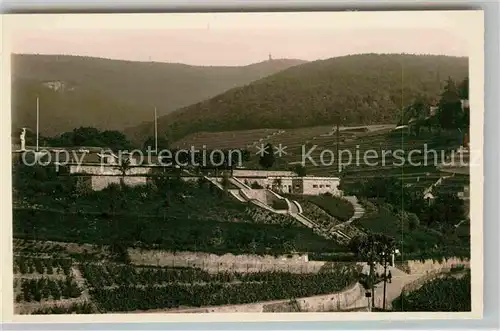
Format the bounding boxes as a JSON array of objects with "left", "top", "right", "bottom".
[{"left": 1, "top": 4, "right": 496, "bottom": 329}]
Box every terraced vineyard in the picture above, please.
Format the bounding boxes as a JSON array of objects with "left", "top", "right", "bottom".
[
  {"left": 334, "top": 130, "right": 462, "bottom": 184},
  {"left": 16, "top": 277, "right": 82, "bottom": 303},
  {"left": 13, "top": 255, "right": 92, "bottom": 315},
  {"left": 13, "top": 256, "right": 72, "bottom": 276},
  {"left": 172, "top": 129, "right": 281, "bottom": 150},
  {"left": 81, "top": 263, "right": 360, "bottom": 312}
]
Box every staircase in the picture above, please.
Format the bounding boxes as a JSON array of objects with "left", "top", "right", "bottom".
[
  {"left": 206, "top": 175, "right": 359, "bottom": 243},
  {"left": 229, "top": 189, "right": 247, "bottom": 202},
  {"left": 229, "top": 177, "right": 252, "bottom": 190},
  {"left": 203, "top": 176, "right": 224, "bottom": 190}
]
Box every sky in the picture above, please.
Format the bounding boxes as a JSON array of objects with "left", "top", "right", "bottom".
[{"left": 6, "top": 12, "right": 474, "bottom": 66}]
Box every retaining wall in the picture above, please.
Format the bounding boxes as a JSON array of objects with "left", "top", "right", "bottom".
[
  {"left": 91, "top": 175, "right": 147, "bottom": 191},
  {"left": 128, "top": 249, "right": 325, "bottom": 273},
  {"left": 169, "top": 282, "right": 364, "bottom": 313},
  {"left": 402, "top": 257, "right": 470, "bottom": 275}
]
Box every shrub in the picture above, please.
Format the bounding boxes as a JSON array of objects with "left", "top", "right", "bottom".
[
  {"left": 392, "top": 271, "right": 471, "bottom": 311},
  {"left": 408, "top": 213, "right": 420, "bottom": 230},
  {"left": 306, "top": 195, "right": 355, "bottom": 222},
  {"left": 271, "top": 199, "right": 289, "bottom": 210},
  {"left": 250, "top": 182, "right": 263, "bottom": 189}
]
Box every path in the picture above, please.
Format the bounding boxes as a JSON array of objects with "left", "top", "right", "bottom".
[
  {"left": 289, "top": 201, "right": 300, "bottom": 214},
  {"left": 342, "top": 196, "right": 365, "bottom": 225},
  {"left": 346, "top": 265, "right": 424, "bottom": 310}
]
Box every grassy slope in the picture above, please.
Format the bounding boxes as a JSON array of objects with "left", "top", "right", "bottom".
[
  {"left": 13, "top": 165, "right": 346, "bottom": 255},
  {"left": 353, "top": 200, "right": 469, "bottom": 258}
]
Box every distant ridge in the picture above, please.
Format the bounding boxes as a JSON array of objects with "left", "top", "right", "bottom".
[
  {"left": 125, "top": 53, "right": 468, "bottom": 144},
  {"left": 11, "top": 54, "right": 306, "bottom": 136}
]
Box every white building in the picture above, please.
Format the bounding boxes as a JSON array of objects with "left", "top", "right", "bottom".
[{"left": 234, "top": 170, "right": 341, "bottom": 196}]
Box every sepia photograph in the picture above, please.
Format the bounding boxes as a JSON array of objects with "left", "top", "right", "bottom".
[{"left": 1, "top": 10, "right": 484, "bottom": 322}]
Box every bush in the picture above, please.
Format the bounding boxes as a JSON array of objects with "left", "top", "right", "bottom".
[
  {"left": 250, "top": 182, "right": 263, "bottom": 189},
  {"left": 306, "top": 195, "right": 355, "bottom": 222},
  {"left": 392, "top": 271, "right": 471, "bottom": 311},
  {"left": 88, "top": 264, "right": 359, "bottom": 312},
  {"left": 271, "top": 199, "right": 289, "bottom": 210},
  {"left": 408, "top": 213, "right": 420, "bottom": 230}
]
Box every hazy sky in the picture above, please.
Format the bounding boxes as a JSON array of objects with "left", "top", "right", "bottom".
[{"left": 7, "top": 12, "right": 473, "bottom": 66}]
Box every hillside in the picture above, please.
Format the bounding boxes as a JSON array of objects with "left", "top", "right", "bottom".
[
  {"left": 11, "top": 54, "right": 305, "bottom": 135},
  {"left": 125, "top": 54, "right": 468, "bottom": 144}
]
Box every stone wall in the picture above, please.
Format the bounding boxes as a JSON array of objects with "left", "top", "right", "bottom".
[
  {"left": 233, "top": 169, "right": 297, "bottom": 178},
  {"left": 91, "top": 175, "right": 148, "bottom": 191},
  {"left": 169, "top": 282, "right": 364, "bottom": 313},
  {"left": 403, "top": 257, "right": 470, "bottom": 275},
  {"left": 69, "top": 164, "right": 153, "bottom": 175},
  {"left": 128, "top": 249, "right": 325, "bottom": 274}
]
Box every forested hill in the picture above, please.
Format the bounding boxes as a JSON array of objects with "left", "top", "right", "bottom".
[
  {"left": 11, "top": 54, "right": 306, "bottom": 135},
  {"left": 125, "top": 53, "right": 468, "bottom": 144}
]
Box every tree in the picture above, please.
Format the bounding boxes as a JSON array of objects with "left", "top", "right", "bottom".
[
  {"left": 272, "top": 178, "right": 283, "bottom": 193},
  {"left": 221, "top": 172, "right": 231, "bottom": 195},
  {"left": 100, "top": 130, "right": 134, "bottom": 151},
  {"left": 109, "top": 240, "right": 131, "bottom": 264},
  {"left": 378, "top": 235, "right": 396, "bottom": 310},
  {"left": 426, "top": 192, "right": 465, "bottom": 230},
  {"left": 48, "top": 127, "right": 134, "bottom": 151},
  {"left": 407, "top": 212, "right": 420, "bottom": 231},
  {"left": 294, "top": 164, "right": 307, "bottom": 177},
  {"left": 458, "top": 77, "right": 469, "bottom": 99},
  {"left": 242, "top": 149, "right": 251, "bottom": 162},
  {"left": 115, "top": 155, "right": 132, "bottom": 187},
  {"left": 437, "top": 77, "right": 463, "bottom": 130},
  {"left": 259, "top": 143, "right": 275, "bottom": 169},
  {"left": 410, "top": 95, "right": 428, "bottom": 137},
  {"left": 349, "top": 233, "right": 396, "bottom": 309}
]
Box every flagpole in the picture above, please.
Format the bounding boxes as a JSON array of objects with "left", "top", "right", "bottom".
[
  {"left": 36, "top": 96, "right": 39, "bottom": 152},
  {"left": 154, "top": 107, "right": 158, "bottom": 154}
]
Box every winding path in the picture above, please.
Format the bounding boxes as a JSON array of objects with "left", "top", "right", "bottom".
[{"left": 342, "top": 196, "right": 365, "bottom": 224}]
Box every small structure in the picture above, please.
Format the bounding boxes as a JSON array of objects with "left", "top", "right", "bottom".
[{"left": 18, "top": 128, "right": 26, "bottom": 151}]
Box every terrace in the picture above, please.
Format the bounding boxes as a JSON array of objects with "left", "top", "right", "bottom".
[{"left": 173, "top": 129, "right": 280, "bottom": 150}]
